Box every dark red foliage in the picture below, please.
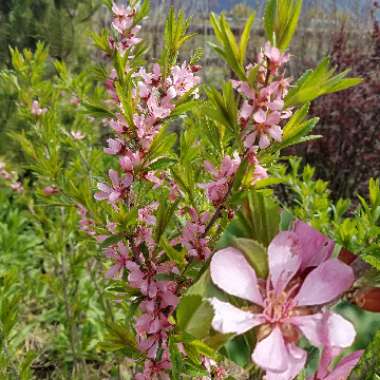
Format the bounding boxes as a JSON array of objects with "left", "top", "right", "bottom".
[{"left": 293, "top": 5, "right": 380, "bottom": 199}]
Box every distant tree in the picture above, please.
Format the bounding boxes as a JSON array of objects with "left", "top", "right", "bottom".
[{"left": 0, "top": 0, "right": 101, "bottom": 66}]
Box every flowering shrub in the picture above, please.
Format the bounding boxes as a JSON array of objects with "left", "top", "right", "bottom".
[{"left": 1, "top": 0, "right": 380, "bottom": 379}]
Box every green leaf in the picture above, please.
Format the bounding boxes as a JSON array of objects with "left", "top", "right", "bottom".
[
  {"left": 176, "top": 295, "right": 214, "bottom": 339},
  {"left": 169, "top": 336, "right": 182, "bottom": 380},
  {"left": 209, "top": 13, "right": 247, "bottom": 80},
  {"left": 99, "top": 322, "right": 140, "bottom": 357},
  {"left": 160, "top": 237, "right": 186, "bottom": 269},
  {"left": 99, "top": 234, "right": 124, "bottom": 249},
  {"left": 161, "top": 8, "right": 194, "bottom": 76},
  {"left": 285, "top": 57, "right": 363, "bottom": 106},
  {"left": 217, "top": 190, "right": 280, "bottom": 249},
  {"left": 81, "top": 101, "right": 114, "bottom": 119},
  {"left": 264, "top": 0, "right": 303, "bottom": 51},
  {"left": 147, "top": 157, "right": 177, "bottom": 171},
  {"left": 224, "top": 335, "right": 251, "bottom": 367},
  {"left": 186, "top": 270, "right": 226, "bottom": 299},
  {"left": 349, "top": 330, "right": 380, "bottom": 380},
  {"left": 205, "top": 83, "right": 239, "bottom": 137},
  {"left": 232, "top": 238, "right": 268, "bottom": 278},
  {"left": 154, "top": 197, "right": 179, "bottom": 243},
  {"left": 239, "top": 13, "right": 256, "bottom": 64},
  {"left": 186, "top": 339, "right": 220, "bottom": 361}
]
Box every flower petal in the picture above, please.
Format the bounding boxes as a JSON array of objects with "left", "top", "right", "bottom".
[
  {"left": 210, "top": 248, "right": 263, "bottom": 305},
  {"left": 265, "top": 344, "right": 307, "bottom": 380},
  {"left": 324, "top": 350, "right": 363, "bottom": 380},
  {"left": 295, "top": 259, "right": 355, "bottom": 306},
  {"left": 259, "top": 133, "right": 271, "bottom": 149},
  {"left": 290, "top": 313, "right": 323, "bottom": 347},
  {"left": 94, "top": 191, "right": 109, "bottom": 201},
  {"left": 252, "top": 326, "right": 288, "bottom": 372},
  {"left": 253, "top": 109, "right": 267, "bottom": 124},
  {"left": 109, "top": 169, "right": 120, "bottom": 187},
  {"left": 209, "top": 298, "right": 264, "bottom": 335},
  {"left": 293, "top": 221, "right": 335, "bottom": 269},
  {"left": 322, "top": 312, "right": 356, "bottom": 348},
  {"left": 268, "top": 232, "right": 301, "bottom": 294}
]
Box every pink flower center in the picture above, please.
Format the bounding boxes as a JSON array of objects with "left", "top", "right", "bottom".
[
  {"left": 262, "top": 281, "right": 301, "bottom": 323},
  {"left": 263, "top": 290, "right": 294, "bottom": 323}
]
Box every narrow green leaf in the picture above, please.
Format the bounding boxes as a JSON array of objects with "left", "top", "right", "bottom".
[{"left": 239, "top": 13, "right": 255, "bottom": 63}]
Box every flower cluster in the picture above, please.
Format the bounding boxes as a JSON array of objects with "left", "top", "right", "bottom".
[
  {"left": 91, "top": 3, "right": 202, "bottom": 378},
  {"left": 200, "top": 155, "right": 241, "bottom": 207},
  {"left": 109, "top": 3, "right": 142, "bottom": 55},
  {"left": 176, "top": 208, "right": 211, "bottom": 261},
  {"left": 0, "top": 161, "right": 23, "bottom": 193},
  {"left": 31, "top": 100, "right": 47, "bottom": 116},
  {"left": 209, "top": 221, "right": 357, "bottom": 380},
  {"left": 233, "top": 42, "right": 292, "bottom": 151}
]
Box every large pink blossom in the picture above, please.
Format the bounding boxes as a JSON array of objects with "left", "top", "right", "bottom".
[{"left": 209, "top": 221, "right": 356, "bottom": 380}]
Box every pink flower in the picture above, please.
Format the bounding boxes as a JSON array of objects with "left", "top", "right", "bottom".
[
  {"left": 311, "top": 350, "right": 363, "bottom": 380},
  {"left": 94, "top": 169, "right": 133, "bottom": 204},
  {"left": 134, "top": 114, "right": 160, "bottom": 150},
  {"left": 70, "top": 131, "right": 86, "bottom": 140},
  {"left": 232, "top": 80, "right": 255, "bottom": 99},
  {"left": 200, "top": 155, "right": 241, "bottom": 206},
  {"left": 147, "top": 94, "right": 173, "bottom": 120},
  {"left": 31, "top": 100, "right": 47, "bottom": 116},
  {"left": 245, "top": 109, "right": 283, "bottom": 149},
  {"left": 144, "top": 171, "right": 164, "bottom": 188},
  {"left": 168, "top": 181, "right": 181, "bottom": 201},
  {"left": 135, "top": 358, "right": 171, "bottom": 380},
  {"left": 119, "top": 150, "right": 143, "bottom": 173},
  {"left": 135, "top": 225, "right": 156, "bottom": 250},
  {"left": 127, "top": 261, "right": 158, "bottom": 298},
  {"left": 77, "top": 205, "right": 96, "bottom": 236},
  {"left": 10, "top": 181, "right": 23, "bottom": 193},
  {"left": 136, "top": 64, "right": 161, "bottom": 85},
  {"left": 43, "top": 185, "right": 60, "bottom": 196},
  {"left": 70, "top": 96, "right": 81, "bottom": 106},
  {"left": 104, "top": 138, "right": 125, "bottom": 155},
  {"left": 117, "top": 26, "right": 142, "bottom": 54},
  {"left": 252, "top": 160, "right": 268, "bottom": 184},
  {"left": 240, "top": 100, "right": 255, "bottom": 121},
  {"left": 209, "top": 222, "right": 356, "bottom": 380},
  {"left": 111, "top": 3, "right": 135, "bottom": 34},
  {"left": 180, "top": 209, "right": 211, "bottom": 260},
  {"left": 109, "top": 113, "right": 129, "bottom": 134},
  {"left": 104, "top": 241, "right": 130, "bottom": 278},
  {"left": 263, "top": 42, "right": 290, "bottom": 74},
  {"left": 168, "top": 62, "right": 201, "bottom": 98},
  {"left": 138, "top": 202, "right": 159, "bottom": 225}
]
